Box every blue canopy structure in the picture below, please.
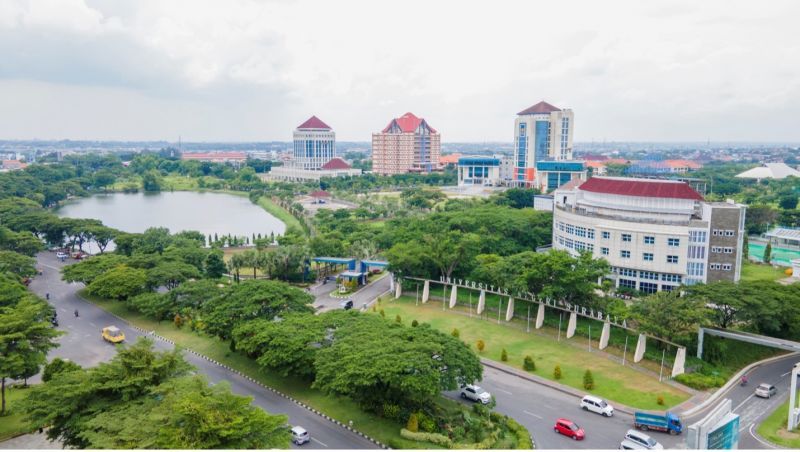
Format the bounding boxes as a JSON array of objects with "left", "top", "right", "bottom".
[
  {"left": 312, "top": 257, "right": 356, "bottom": 271},
  {"left": 360, "top": 260, "right": 389, "bottom": 273}
]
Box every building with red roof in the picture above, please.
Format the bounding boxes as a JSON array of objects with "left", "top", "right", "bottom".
[
  {"left": 0, "top": 160, "right": 28, "bottom": 171},
  {"left": 294, "top": 116, "right": 336, "bottom": 170},
  {"left": 552, "top": 176, "right": 746, "bottom": 292},
  {"left": 372, "top": 113, "right": 441, "bottom": 175},
  {"left": 513, "top": 101, "right": 579, "bottom": 189},
  {"left": 180, "top": 152, "right": 247, "bottom": 164}
]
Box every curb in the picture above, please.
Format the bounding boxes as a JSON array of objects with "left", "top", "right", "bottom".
[
  {"left": 680, "top": 352, "right": 799, "bottom": 418},
  {"left": 97, "top": 307, "right": 390, "bottom": 449}
]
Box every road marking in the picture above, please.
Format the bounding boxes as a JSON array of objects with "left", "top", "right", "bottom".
[
  {"left": 781, "top": 371, "right": 792, "bottom": 377},
  {"left": 523, "top": 410, "right": 543, "bottom": 419},
  {"left": 41, "top": 264, "right": 60, "bottom": 270},
  {"left": 733, "top": 393, "right": 756, "bottom": 413},
  {"left": 749, "top": 423, "right": 777, "bottom": 449},
  {"left": 494, "top": 388, "right": 512, "bottom": 395},
  {"left": 89, "top": 322, "right": 96, "bottom": 327},
  {"left": 310, "top": 438, "right": 328, "bottom": 447}
]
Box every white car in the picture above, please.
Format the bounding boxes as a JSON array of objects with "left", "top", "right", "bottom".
[
  {"left": 755, "top": 383, "right": 777, "bottom": 399},
  {"left": 56, "top": 251, "right": 68, "bottom": 259},
  {"left": 291, "top": 426, "right": 310, "bottom": 445},
  {"left": 581, "top": 395, "right": 614, "bottom": 417},
  {"left": 620, "top": 439, "right": 649, "bottom": 449},
  {"left": 624, "top": 430, "right": 663, "bottom": 450},
  {"left": 460, "top": 384, "right": 491, "bottom": 404}
]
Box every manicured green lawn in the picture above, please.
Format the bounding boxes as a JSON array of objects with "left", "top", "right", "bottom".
[
  {"left": 80, "top": 291, "right": 435, "bottom": 449},
  {"left": 376, "top": 296, "right": 689, "bottom": 410},
  {"left": 252, "top": 195, "right": 305, "bottom": 233},
  {"left": 741, "top": 260, "right": 790, "bottom": 282},
  {"left": 757, "top": 399, "right": 800, "bottom": 448},
  {"left": 0, "top": 385, "right": 34, "bottom": 441}
]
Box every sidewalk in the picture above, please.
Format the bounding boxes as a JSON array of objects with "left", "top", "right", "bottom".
[{"left": 0, "top": 433, "right": 62, "bottom": 450}]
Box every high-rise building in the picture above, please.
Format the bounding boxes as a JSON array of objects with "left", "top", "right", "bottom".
[
  {"left": 372, "top": 112, "right": 441, "bottom": 175},
  {"left": 293, "top": 116, "right": 335, "bottom": 170},
  {"left": 514, "top": 101, "right": 578, "bottom": 189}
]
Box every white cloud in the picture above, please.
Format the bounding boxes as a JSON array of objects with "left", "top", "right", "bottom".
[{"left": 0, "top": 0, "right": 798, "bottom": 141}]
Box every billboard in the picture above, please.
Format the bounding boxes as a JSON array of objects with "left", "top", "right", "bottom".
[{"left": 707, "top": 413, "right": 740, "bottom": 449}]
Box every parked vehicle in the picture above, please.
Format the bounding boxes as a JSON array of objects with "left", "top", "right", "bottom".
[
  {"left": 755, "top": 383, "right": 777, "bottom": 399},
  {"left": 56, "top": 251, "right": 68, "bottom": 259},
  {"left": 340, "top": 299, "right": 354, "bottom": 310},
  {"left": 553, "top": 418, "right": 585, "bottom": 440},
  {"left": 633, "top": 412, "right": 682, "bottom": 435},
  {"left": 581, "top": 395, "right": 614, "bottom": 417},
  {"left": 101, "top": 326, "right": 125, "bottom": 344},
  {"left": 460, "top": 384, "right": 491, "bottom": 404},
  {"left": 620, "top": 438, "right": 649, "bottom": 449},
  {"left": 291, "top": 426, "right": 310, "bottom": 445},
  {"left": 624, "top": 430, "right": 663, "bottom": 449}
]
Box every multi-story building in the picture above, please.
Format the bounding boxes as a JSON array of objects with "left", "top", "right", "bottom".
[
  {"left": 372, "top": 112, "right": 441, "bottom": 175},
  {"left": 513, "top": 101, "right": 584, "bottom": 191},
  {"left": 552, "top": 176, "right": 746, "bottom": 293},
  {"left": 180, "top": 152, "right": 247, "bottom": 165},
  {"left": 293, "top": 116, "right": 335, "bottom": 170}
]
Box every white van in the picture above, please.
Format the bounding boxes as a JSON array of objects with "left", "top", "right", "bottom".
[{"left": 580, "top": 395, "right": 614, "bottom": 417}]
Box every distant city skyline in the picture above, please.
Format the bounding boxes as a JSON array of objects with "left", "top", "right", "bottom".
[{"left": 1, "top": 1, "right": 799, "bottom": 142}]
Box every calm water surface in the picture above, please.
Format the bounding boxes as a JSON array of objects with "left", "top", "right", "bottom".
[{"left": 57, "top": 191, "right": 285, "bottom": 251}]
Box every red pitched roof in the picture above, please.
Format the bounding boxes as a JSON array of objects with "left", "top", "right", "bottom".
[
  {"left": 578, "top": 177, "right": 703, "bottom": 200},
  {"left": 297, "top": 116, "right": 332, "bottom": 130},
  {"left": 320, "top": 157, "right": 351, "bottom": 170},
  {"left": 381, "top": 112, "right": 437, "bottom": 134},
  {"left": 309, "top": 190, "right": 331, "bottom": 198},
  {"left": 517, "top": 101, "right": 561, "bottom": 115}
]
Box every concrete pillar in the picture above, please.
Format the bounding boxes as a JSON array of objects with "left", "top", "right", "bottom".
[
  {"left": 535, "top": 303, "right": 545, "bottom": 329},
  {"left": 421, "top": 280, "right": 430, "bottom": 304},
  {"left": 634, "top": 334, "right": 647, "bottom": 363},
  {"left": 566, "top": 311, "right": 577, "bottom": 338},
  {"left": 389, "top": 274, "right": 395, "bottom": 291},
  {"left": 505, "top": 297, "right": 514, "bottom": 321},
  {"left": 671, "top": 347, "right": 686, "bottom": 377},
  {"left": 696, "top": 327, "right": 704, "bottom": 359},
  {"left": 449, "top": 285, "right": 458, "bottom": 308},
  {"left": 394, "top": 279, "right": 402, "bottom": 299},
  {"left": 599, "top": 321, "right": 611, "bottom": 350},
  {"left": 476, "top": 290, "right": 485, "bottom": 314}
]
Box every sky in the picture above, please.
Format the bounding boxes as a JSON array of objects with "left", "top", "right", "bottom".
[{"left": 0, "top": 0, "right": 799, "bottom": 143}]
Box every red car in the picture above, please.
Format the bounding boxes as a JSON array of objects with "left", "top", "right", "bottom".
[{"left": 554, "top": 418, "right": 585, "bottom": 440}]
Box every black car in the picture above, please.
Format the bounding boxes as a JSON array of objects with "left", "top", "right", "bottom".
[{"left": 340, "top": 300, "right": 354, "bottom": 310}]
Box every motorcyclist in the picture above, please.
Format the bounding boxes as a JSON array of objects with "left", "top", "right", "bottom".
[
  {"left": 46, "top": 293, "right": 50, "bottom": 300},
  {"left": 74, "top": 309, "right": 79, "bottom": 318},
  {"left": 741, "top": 375, "right": 748, "bottom": 386}
]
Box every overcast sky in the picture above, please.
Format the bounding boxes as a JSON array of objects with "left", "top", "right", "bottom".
[{"left": 1, "top": 0, "right": 798, "bottom": 143}]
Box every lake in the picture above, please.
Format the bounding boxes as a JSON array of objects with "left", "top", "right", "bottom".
[{"left": 57, "top": 191, "right": 286, "bottom": 252}]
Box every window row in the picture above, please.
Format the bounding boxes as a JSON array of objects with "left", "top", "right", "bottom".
[
  {"left": 709, "top": 263, "right": 733, "bottom": 271},
  {"left": 712, "top": 229, "right": 735, "bottom": 237},
  {"left": 618, "top": 250, "right": 679, "bottom": 264},
  {"left": 689, "top": 230, "right": 708, "bottom": 243},
  {"left": 618, "top": 279, "right": 678, "bottom": 294},
  {"left": 610, "top": 267, "right": 683, "bottom": 283},
  {"left": 557, "top": 222, "right": 596, "bottom": 239},
  {"left": 711, "top": 246, "right": 734, "bottom": 254}
]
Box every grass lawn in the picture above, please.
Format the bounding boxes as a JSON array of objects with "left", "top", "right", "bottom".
[
  {"left": 741, "top": 260, "right": 789, "bottom": 282},
  {"left": 80, "top": 291, "right": 436, "bottom": 449},
  {"left": 0, "top": 385, "right": 34, "bottom": 441},
  {"left": 757, "top": 399, "right": 800, "bottom": 448},
  {"left": 253, "top": 195, "right": 305, "bottom": 233},
  {"left": 375, "top": 296, "right": 689, "bottom": 410}
]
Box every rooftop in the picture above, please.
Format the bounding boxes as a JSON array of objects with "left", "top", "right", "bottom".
[
  {"left": 297, "top": 115, "right": 332, "bottom": 130},
  {"left": 736, "top": 162, "right": 800, "bottom": 180},
  {"left": 320, "top": 157, "right": 351, "bottom": 170},
  {"left": 766, "top": 228, "right": 800, "bottom": 241},
  {"left": 181, "top": 152, "right": 247, "bottom": 161},
  {"left": 517, "top": 100, "right": 561, "bottom": 115},
  {"left": 381, "top": 112, "right": 437, "bottom": 134},
  {"left": 578, "top": 176, "right": 704, "bottom": 201}
]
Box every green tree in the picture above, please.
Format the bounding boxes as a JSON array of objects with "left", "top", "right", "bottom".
[
  {"left": 583, "top": 369, "right": 595, "bottom": 390},
  {"left": 630, "top": 291, "right": 710, "bottom": 345},
  {"left": 42, "top": 358, "right": 82, "bottom": 382},
  {"left": 62, "top": 253, "right": 130, "bottom": 285},
  {"left": 0, "top": 250, "right": 36, "bottom": 278},
  {"left": 141, "top": 170, "right": 163, "bottom": 192},
  {"left": 145, "top": 260, "right": 202, "bottom": 290},
  {"left": 204, "top": 250, "right": 227, "bottom": 278},
  {"left": 86, "top": 265, "right": 147, "bottom": 300},
  {"left": 523, "top": 355, "right": 536, "bottom": 371},
  {"left": 553, "top": 365, "right": 562, "bottom": 380},
  {"left": 779, "top": 195, "right": 799, "bottom": 210},
  {"left": 764, "top": 241, "right": 772, "bottom": 264},
  {"left": 92, "top": 169, "right": 116, "bottom": 191}
]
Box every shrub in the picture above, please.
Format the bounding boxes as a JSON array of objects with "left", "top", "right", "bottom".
[
  {"left": 501, "top": 348, "right": 508, "bottom": 362},
  {"left": 173, "top": 313, "right": 183, "bottom": 328},
  {"left": 553, "top": 365, "right": 562, "bottom": 380},
  {"left": 395, "top": 314, "right": 402, "bottom": 323},
  {"left": 452, "top": 328, "right": 460, "bottom": 338},
  {"left": 371, "top": 304, "right": 376, "bottom": 312},
  {"left": 382, "top": 403, "right": 400, "bottom": 420},
  {"left": 657, "top": 395, "right": 665, "bottom": 406},
  {"left": 506, "top": 418, "right": 533, "bottom": 449},
  {"left": 583, "top": 369, "right": 594, "bottom": 390},
  {"left": 400, "top": 429, "right": 453, "bottom": 448},
  {"left": 411, "top": 319, "right": 419, "bottom": 327},
  {"left": 476, "top": 339, "right": 485, "bottom": 353},
  {"left": 406, "top": 413, "right": 419, "bottom": 432},
  {"left": 523, "top": 355, "right": 536, "bottom": 371},
  {"left": 380, "top": 309, "right": 385, "bottom": 318},
  {"left": 418, "top": 414, "right": 436, "bottom": 433},
  {"left": 675, "top": 373, "right": 726, "bottom": 390}
]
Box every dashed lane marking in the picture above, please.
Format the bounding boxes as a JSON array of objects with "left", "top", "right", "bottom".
[
  {"left": 733, "top": 393, "right": 756, "bottom": 413},
  {"left": 523, "top": 410, "right": 543, "bottom": 419},
  {"left": 495, "top": 388, "right": 512, "bottom": 395},
  {"left": 311, "top": 438, "right": 328, "bottom": 447},
  {"left": 781, "top": 370, "right": 792, "bottom": 377}
]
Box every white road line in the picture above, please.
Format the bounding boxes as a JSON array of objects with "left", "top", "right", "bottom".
[
  {"left": 781, "top": 371, "right": 792, "bottom": 377},
  {"left": 733, "top": 393, "right": 756, "bottom": 413},
  {"left": 89, "top": 322, "right": 96, "bottom": 327},
  {"left": 749, "top": 423, "right": 777, "bottom": 449},
  {"left": 523, "top": 410, "right": 543, "bottom": 419},
  {"left": 310, "top": 438, "right": 328, "bottom": 447},
  {"left": 41, "top": 264, "right": 60, "bottom": 270},
  {"left": 495, "top": 388, "right": 512, "bottom": 395}
]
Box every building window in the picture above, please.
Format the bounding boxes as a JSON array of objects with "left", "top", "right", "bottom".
[
  {"left": 621, "top": 250, "right": 631, "bottom": 259},
  {"left": 620, "top": 268, "right": 637, "bottom": 277},
  {"left": 725, "top": 230, "right": 735, "bottom": 237},
  {"left": 724, "top": 247, "right": 733, "bottom": 254},
  {"left": 644, "top": 236, "right": 655, "bottom": 245},
  {"left": 602, "top": 231, "right": 611, "bottom": 239},
  {"left": 690, "top": 231, "right": 708, "bottom": 243},
  {"left": 619, "top": 279, "right": 636, "bottom": 289},
  {"left": 668, "top": 238, "right": 680, "bottom": 247},
  {"left": 588, "top": 229, "right": 595, "bottom": 239},
  {"left": 722, "top": 264, "right": 732, "bottom": 271},
  {"left": 640, "top": 271, "right": 659, "bottom": 280},
  {"left": 710, "top": 263, "right": 721, "bottom": 270},
  {"left": 688, "top": 245, "right": 706, "bottom": 259},
  {"left": 639, "top": 282, "right": 658, "bottom": 294},
  {"left": 667, "top": 255, "right": 679, "bottom": 264},
  {"left": 687, "top": 262, "right": 705, "bottom": 276},
  {"left": 601, "top": 247, "right": 609, "bottom": 255},
  {"left": 622, "top": 233, "right": 632, "bottom": 242},
  {"left": 661, "top": 274, "right": 682, "bottom": 283},
  {"left": 661, "top": 285, "right": 676, "bottom": 292},
  {"left": 643, "top": 252, "right": 654, "bottom": 262}
]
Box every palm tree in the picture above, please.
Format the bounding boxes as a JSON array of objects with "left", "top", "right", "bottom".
[{"left": 228, "top": 253, "right": 244, "bottom": 283}]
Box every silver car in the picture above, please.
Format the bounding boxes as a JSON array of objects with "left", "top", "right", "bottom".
[
  {"left": 291, "top": 426, "right": 310, "bottom": 445},
  {"left": 460, "top": 384, "right": 491, "bottom": 404},
  {"left": 624, "top": 430, "right": 663, "bottom": 450},
  {"left": 755, "top": 383, "right": 777, "bottom": 399}
]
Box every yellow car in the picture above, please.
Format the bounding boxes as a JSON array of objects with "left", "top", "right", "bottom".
[{"left": 101, "top": 326, "right": 125, "bottom": 344}]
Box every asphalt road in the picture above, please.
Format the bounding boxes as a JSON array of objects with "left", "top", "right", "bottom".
[
  {"left": 27, "top": 251, "right": 376, "bottom": 450},
  {"left": 311, "top": 273, "right": 390, "bottom": 312}
]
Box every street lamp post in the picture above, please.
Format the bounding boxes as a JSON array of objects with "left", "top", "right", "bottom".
[{"left": 623, "top": 336, "right": 629, "bottom": 366}]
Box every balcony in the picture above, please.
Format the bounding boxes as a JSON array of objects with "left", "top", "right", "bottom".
[{"left": 555, "top": 203, "right": 693, "bottom": 226}]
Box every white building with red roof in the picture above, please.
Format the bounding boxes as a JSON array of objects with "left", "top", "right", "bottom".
[
  {"left": 372, "top": 112, "right": 441, "bottom": 175},
  {"left": 553, "top": 176, "right": 746, "bottom": 292},
  {"left": 293, "top": 116, "right": 335, "bottom": 170}
]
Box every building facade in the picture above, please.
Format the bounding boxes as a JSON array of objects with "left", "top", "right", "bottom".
[
  {"left": 514, "top": 101, "right": 574, "bottom": 185},
  {"left": 457, "top": 156, "right": 502, "bottom": 186},
  {"left": 372, "top": 112, "right": 441, "bottom": 175},
  {"left": 552, "top": 176, "right": 746, "bottom": 293},
  {"left": 293, "top": 116, "right": 335, "bottom": 170},
  {"left": 535, "top": 160, "right": 587, "bottom": 192},
  {"left": 264, "top": 157, "right": 361, "bottom": 182}
]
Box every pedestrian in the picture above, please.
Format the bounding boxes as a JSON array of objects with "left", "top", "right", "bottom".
[
  {"left": 46, "top": 293, "right": 50, "bottom": 300},
  {"left": 74, "top": 309, "right": 79, "bottom": 318}
]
